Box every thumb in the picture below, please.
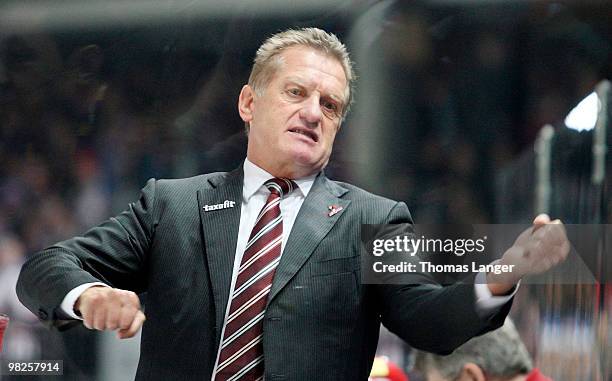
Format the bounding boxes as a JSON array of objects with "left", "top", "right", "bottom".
[{"left": 533, "top": 213, "right": 550, "bottom": 231}]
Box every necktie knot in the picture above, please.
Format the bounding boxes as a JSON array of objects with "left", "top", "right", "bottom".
[{"left": 265, "top": 178, "right": 297, "bottom": 198}]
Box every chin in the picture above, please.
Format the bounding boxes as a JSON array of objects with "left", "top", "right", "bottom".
[
  {"left": 282, "top": 145, "right": 327, "bottom": 173},
  {"left": 296, "top": 159, "right": 329, "bottom": 176},
  {"left": 285, "top": 146, "right": 311, "bottom": 163},
  {"left": 292, "top": 149, "right": 318, "bottom": 163}
]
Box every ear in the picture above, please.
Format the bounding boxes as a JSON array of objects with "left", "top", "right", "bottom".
[
  {"left": 238, "top": 84, "right": 255, "bottom": 123},
  {"left": 457, "top": 363, "right": 486, "bottom": 381}
]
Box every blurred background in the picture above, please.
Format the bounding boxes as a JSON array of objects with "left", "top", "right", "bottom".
[{"left": 0, "top": 0, "right": 610, "bottom": 380}]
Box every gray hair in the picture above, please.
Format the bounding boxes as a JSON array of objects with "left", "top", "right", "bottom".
[
  {"left": 248, "top": 27, "right": 355, "bottom": 121},
  {"left": 414, "top": 319, "right": 533, "bottom": 379}
]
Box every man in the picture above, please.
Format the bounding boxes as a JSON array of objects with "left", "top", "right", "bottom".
[
  {"left": 414, "top": 319, "right": 553, "bottom": 381},
  {"left": 17, "top": 28, "right": 569, "bottom": 380}
]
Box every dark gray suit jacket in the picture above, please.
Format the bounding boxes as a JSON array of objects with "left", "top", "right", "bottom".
[{"left": 17, "top": 167, "right": 510, "bottom": 380}]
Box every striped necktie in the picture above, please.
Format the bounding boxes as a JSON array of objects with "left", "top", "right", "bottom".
[{"left": 214, "top": 178, "right": 297, "bottom": 381}]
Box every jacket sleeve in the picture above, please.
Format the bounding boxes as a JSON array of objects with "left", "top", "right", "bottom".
[
  {"left": 16, "top": 179, "right": 158, "bottom": 328},
  {"left": 375, "top": 202, "right": 511, "bottom": 355}
]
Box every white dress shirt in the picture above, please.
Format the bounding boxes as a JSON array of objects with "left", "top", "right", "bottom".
[{"left": 60, "top": 159, "right": 516, "bottom": 361}]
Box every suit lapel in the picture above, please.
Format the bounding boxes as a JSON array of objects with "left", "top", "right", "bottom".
[
  {"left": 267, "top": 172, "right": 351, "bottom": 305},
  {"left": 197, "top": 167, "right": 243, "bottom": 345}
]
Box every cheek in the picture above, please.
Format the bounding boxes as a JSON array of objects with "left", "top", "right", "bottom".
[{"left": 323, "top": 129, "right": 338, "bottom": 149}]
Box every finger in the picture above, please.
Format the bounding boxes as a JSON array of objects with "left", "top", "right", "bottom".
[
  {"left": 125, "top": 291, "right": 141, "bottom": 310},
  {"left": 514, "top": 226, "right": 533, "bottom": 247},
  {"left": 78, "top": 302, "right": 93, "bottom": 329},
  {"left": 118, "top": 305, "right": 138, "bottom": 330},
  {"left": 119, "top": 291, "right": 141, "bottom": 329},
  {"left": 118, "top": 311, "right": 145, "bottom": 339},
  {"left": 533, "top": 213, "right": 550, "bottom": 224},
  {"left": 77, "top": 295, "right": 96, "bottom": 329},
  {"left": 79, "top": 287, "right": 110, "bottom": 330},
  {"left": 92, "top": 307, "right": 108, "bottom": 330},
  {"left": 106, "top": 304, "right": 121, "bottom": 330},
  {"left": 530, "top": 224, "right": 551, "bottom": 244},
  {"left": 82, "top": 309, "right": 94, "bottom": 330},
  {"left": 542, "top": 222, "right": 567, "bottom": 247},
  {"left": 118, "top": 311, "right": 146, "bottom": 339},
  {"left": 532, "top": 214, "right": 550, "bottom": 230}
]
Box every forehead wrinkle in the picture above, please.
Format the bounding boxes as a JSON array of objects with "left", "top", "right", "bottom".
[
  {"left": 283, "top": 74, "right": 345, "bottom": 104},
  {"left": 277, "top": 46, "right": 348, "bottom": 103},
  {"left": 283, "top": 76, "right": 308, "bottom": 86}
]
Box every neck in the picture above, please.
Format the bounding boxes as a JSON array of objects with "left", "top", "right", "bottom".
[{"left": 246, "top": 155, "right": 319, "bottom": 180}]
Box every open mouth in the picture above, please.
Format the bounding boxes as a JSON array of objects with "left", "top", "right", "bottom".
[{"left": 288, "top": 128, "right": 318, "bottom": 143}]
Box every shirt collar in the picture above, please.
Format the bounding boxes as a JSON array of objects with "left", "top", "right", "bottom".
[{"left": 243, "top": 158, "right": 317, "bottom": 201}]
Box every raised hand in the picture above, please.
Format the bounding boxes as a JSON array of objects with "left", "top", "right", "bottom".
[{"left": 487, "top": 214, "right": 570, "bottom": 295}]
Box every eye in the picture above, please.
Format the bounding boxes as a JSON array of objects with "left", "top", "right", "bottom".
[
  {"left": 321, "top": 99, "right": 341, "bottom": 117},
  {"left": 287, "top": 88, "right": 303, "bottom": 96},
  {"left": 322, "top": 100, "right": 337, "bottom": 111}
]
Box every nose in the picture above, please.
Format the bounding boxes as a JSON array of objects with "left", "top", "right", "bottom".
[{"left": 299, "top": 94, "right": 322, "bottom": 127}]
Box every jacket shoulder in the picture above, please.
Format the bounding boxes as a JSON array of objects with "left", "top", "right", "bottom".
[
  {"left": 330, "top": 180, "right": 409, "bottom": 223},
  {"left": 333, "top": 181, "right": 398, "bottom": 207},
  {"left": 155, "top": 172, "right": 227, "bottom": 192},
  {"left": 142, "top": 171, "right": 234, "bottom": 208}
]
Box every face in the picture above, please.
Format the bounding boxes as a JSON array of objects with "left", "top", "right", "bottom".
[{"left": 239, "top": 45, "right": 348, "bottom": 179}]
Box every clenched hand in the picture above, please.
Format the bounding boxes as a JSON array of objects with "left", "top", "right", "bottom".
[{"left": 75, "top": 286, "right": 146, "bottom": 339}]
